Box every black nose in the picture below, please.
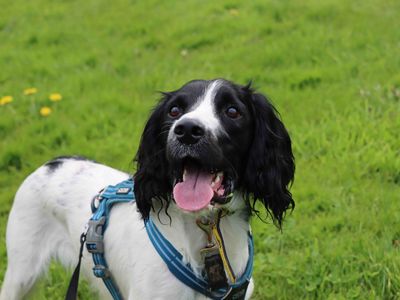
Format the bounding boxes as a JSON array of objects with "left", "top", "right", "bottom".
[{"left": 174, "top": 119, "right": 205, "bottom": 145}]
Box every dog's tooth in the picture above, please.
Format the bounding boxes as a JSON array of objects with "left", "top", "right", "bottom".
[
  {"left": 183, "top": 170, "right": 187, "bottom": 181},
  {"left": 211, "top": 182, "right": 215, "bottom": 187},
  {"left": 217, "top": 171, "right": 223, "bottom": 178},
  {"left": 215, "top": 175, "right": 221, "bottom": 183}
]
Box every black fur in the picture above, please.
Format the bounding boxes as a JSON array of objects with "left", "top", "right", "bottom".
[
  {"left": 242, "top": 90, "right": 295, "bottom": 227},
  {"left": 134, "top": 98, "right": 172, "bottom": 220},
  {"left": 45, "top": 155, "right": 95, "bottom": 172},
  {"left": 134, "top": 79, "right": 295, "bottom": 228}
]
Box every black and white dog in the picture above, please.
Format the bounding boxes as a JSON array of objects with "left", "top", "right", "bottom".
[{"left": 0, "top": 79, "right": 294, "bottom": 299}]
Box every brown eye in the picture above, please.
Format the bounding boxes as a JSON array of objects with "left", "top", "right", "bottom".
[
  {"left": 226, "top": 107, "right": 240, "bottom": 119},
  {"left": 169, "top": 106, "right": 182, "bottom": 118}
]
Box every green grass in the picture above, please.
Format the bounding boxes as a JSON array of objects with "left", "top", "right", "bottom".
[{"left": 1, "top": 0, "right": 399, "bottom": 299}]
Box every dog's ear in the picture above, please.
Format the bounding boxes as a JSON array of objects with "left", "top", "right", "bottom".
[
  {"left": 134, "top": 95, "right": 171, "bottom": 220},
  {"left": 243, "top": 90, "right": 295, "bottom": 228}
]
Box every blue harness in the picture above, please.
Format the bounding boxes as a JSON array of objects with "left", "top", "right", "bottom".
[{"left": 85, "top": 179, "right": 254, "bottom": 300}]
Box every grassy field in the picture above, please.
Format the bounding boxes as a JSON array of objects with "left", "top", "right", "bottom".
[{"left": 1, "top": 0, "right": 399, "bottom": 299}]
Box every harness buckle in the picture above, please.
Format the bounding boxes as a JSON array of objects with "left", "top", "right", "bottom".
[
  {"left": 196, "top": 215, "right": 218, "bottom": 247},
  {"left": 86, "top": 217, "right": 106, "bottom": 253},
  {"left": 93, "top": 264, "right": 111, "bottom": 279},
  {"left": 91, "top": 188, "right": 105, "bottom": 213},
  {"left": 221, "top": 280, "right": 250, "bottom": 300}
]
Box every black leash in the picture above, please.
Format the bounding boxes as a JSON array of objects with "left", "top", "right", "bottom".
[{"left": 65, "top": 233, "right": 86, "bottom": 300}]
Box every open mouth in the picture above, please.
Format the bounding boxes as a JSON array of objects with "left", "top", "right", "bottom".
[{"left": 172, "top": 160, "right": 233, "bottom": 212}]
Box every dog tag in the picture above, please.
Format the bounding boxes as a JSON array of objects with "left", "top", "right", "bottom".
[{"left": 204, "top": 249, "right": 228, "bottom": 289}]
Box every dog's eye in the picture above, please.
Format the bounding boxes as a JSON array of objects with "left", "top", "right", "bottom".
[
  {"left": 169, "top": 106, "right": 182, "bottom": 118},
  {"left": 226, "top": 107, "right": 241, "bottom": 119}
]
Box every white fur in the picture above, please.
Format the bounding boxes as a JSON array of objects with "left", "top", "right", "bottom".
[
  {"left": 0, "top": 159, "right": 254, "bottom": 299},
  {"left": 171, "top": 80, "right": 225, "bottom": 138}
]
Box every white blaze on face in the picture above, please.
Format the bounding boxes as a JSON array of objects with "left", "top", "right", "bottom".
[{"left": 170, "top": 80, "right": 224, "bottom": 138}]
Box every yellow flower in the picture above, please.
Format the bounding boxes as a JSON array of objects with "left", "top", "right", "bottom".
[
  {"left": 24, "top": 87, "right": 38, "bottom": 95},
  {"left": 49, "top": 93, "right": 62, "bottom": 102},
  {"left": 0, "top": 96, "right": 13, "bottom": 106},
  {"left": 40, "top": 106, "right": 52, "bottom": 117}
]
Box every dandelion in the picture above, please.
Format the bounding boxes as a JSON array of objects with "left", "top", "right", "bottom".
[
  {"left": 0, "top": 96, "right": 13, "bottom": 106},
  {"left": 24, "top": 88, "right": 38, "bottom": 95},
  {"left": 49, "top": 93, "right": 62, "bottom": 102},
  {"left": 40, "top": 106, "right": 52, "bottom": 117}
]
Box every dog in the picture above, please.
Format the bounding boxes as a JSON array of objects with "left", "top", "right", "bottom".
[{"left": 0, "top": 79, "right": 295, "bottom": 300}]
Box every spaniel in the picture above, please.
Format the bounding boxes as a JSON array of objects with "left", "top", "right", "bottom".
[{"left": 0, "top": 79, "right": 294, "bottom": 300}]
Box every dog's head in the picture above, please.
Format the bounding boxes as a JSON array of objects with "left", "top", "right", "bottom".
[{"left": 134, "top": 79, "right": 294, "bottom": 227}]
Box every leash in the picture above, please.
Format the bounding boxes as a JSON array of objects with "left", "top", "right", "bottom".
[
  {"left": 65, "top": 233, "right": 86, "bottom": 300},
  {"left": 65, "top": 179, "right": 253, "bottom": 300}
]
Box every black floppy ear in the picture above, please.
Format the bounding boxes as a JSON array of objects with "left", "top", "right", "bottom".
[
  {"left": 243, "top": 91, "right": 295, "bottom": 228},
  {"left": 134, "top": 95, "right": 171, "bottom": 220}
]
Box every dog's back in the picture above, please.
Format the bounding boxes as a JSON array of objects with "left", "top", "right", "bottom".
[{"left": 0, "top": 157, "right": 129, "bottom": 299}]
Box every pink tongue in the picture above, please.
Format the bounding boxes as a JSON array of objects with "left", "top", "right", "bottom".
[{"left": 173, "top": 169, "right": 214, "bottom": 211}]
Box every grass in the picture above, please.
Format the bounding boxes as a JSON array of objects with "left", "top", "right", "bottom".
[{"left": 1, "top": 0, "right": 399, "bottom": 299}]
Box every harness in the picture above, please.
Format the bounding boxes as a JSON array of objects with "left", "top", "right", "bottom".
[{"left": 65, "top": 179, "right": 254, "bottom": 300}]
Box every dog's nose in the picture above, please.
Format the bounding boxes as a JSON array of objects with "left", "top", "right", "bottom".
[{"left": 174, "top": 119, "right": 205, "bottom": 145}]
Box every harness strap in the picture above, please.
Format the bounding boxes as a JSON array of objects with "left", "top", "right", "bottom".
[
  {"left": 146, "top": 215, "right": 254, "bottom": 300},
  {"left": 65, "top": 179, "right": 254, "bottom": 300},
  {"left": 86, "top": 179, "right": 135, "bottom": 300}
]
